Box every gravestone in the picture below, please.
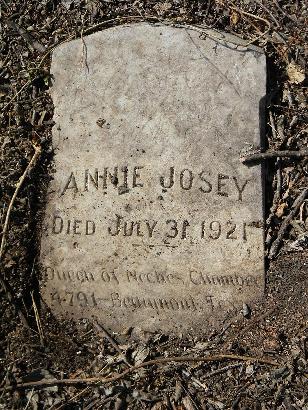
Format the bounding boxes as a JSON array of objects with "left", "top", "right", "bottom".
[{"left": 40, "top": 23, "right": 266, "bottom": 335}]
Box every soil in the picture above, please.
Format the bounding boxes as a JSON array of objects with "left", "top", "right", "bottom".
[{"left": 0, "top": 1, "right": 307, "bottom": 409}]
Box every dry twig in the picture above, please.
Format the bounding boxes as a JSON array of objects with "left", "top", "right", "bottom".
[
  {"left": 237, "top": 307, "right": 278, "bottom": 337},
  {"left": 0, "top": 142, "right": 41, "bottom": 326},
  {"left": 256, "top": 0, "right": 279, "bottom": 27},
  {"left": 269, "top": 188, "right": 308, "bottom": 259},
  {"left": 205, "top": 363, "right": 242, "bottom": 378},
  {"left": 0, "top": 142, "right": 41, "bottom": 259},
  {"left": 273, "top": 0, "right": 298, "bottom": 24},
  {"left": 241, "top": 149, "right": 308, "bottom": 163},
  {"left": 31, "top": 291, "right": 45, "bottom": 346},
  {"left": 0, "top": 353, "right": 278, "bottom": 392},
  {"left": 266, "top": 159, "right": 282, "bottom": 238},
  {"left": 93, "top": 321, "right": 132, "bottom": 367},
  {"left": 6, "top": 20, "right": 46, "bottom": 53},
  {"left": 2, "top": 78, "right": 33, "bottom": 112},
  {"left": 228, "top": 2, "right": 271, "bottom": 46}
]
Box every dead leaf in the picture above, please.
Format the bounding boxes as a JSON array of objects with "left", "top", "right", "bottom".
[
  {"left": 230, "top": 11, "right": 240, "bottom": 26},
  {"left": 0, "top": 84, "right": 10, "bottom": 96},
  {"left": 151, "top": 402, "right": 169, "bottom": 410},
  {"left": 282, "top": 188, "right": 290, "bottom": 200},
  {"left": 182, "top": 396, "right": 195, "bottom": 410},
  {"left": 276, "top": 202, "right": 287, "bottom": 218},
  {"left": 287, "top": 62, "right": 306, "bottom": 84},
  {"left": 154, "top": 2, "right": 172, "bottom": 14},
  {"left": 132, "top": 344, "right": 150, "bottom": 365}
]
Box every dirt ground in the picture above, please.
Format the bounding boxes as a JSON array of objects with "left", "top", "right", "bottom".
[{"left": 0, "top": 1, "right": 307, "bottom": 409}]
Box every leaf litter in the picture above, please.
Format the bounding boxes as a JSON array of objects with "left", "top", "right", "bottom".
[{"left": 0, "top": 1, "right": 307, "bottom": 409}]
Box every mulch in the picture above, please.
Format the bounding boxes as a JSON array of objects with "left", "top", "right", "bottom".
[{"left": 0, "top": 1, "right": 307, "bottom": 409}]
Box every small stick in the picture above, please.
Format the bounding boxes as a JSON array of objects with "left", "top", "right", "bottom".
[
  {"left": 182, "top": 368, "right": 208, "bottom": 390},
  {"left": 255, "top": 0, "right": 280, "bottom": 27},
  {"left": 266, "top": 158, "right": 282, "bottom": 230},
  {"left": 1, "top": 78, "right": 32, "bottom": 112},
  {"left": 0, "top": 142, "right": 41, "bottom": 327},
  {"left": 269, "top": 110, "right": 277, "bottom": 139},
  {"left": 4, "top": 16, "right": 153, "bottom": 112},
  {"left": 269, "top": 188, "right": 308, "bottom": 259},
  {"left": 80, "top": 16, "right": 89, "bottom": 73},
  {"left": 273, "top": 0, "right": 298, "bottom": 24},
  {"left": 24, "top": 388, "right": 34, "bottom": 410},
  {"left": 205, "top": 363, "right": 242, "bottom": 378},
  {"left": 229, "top": 2, "right": 271, "bottom": 46},
  {"left": 7, "top": 20, "right": 46, "bottom": 53},
  {"left": 31, "top": 291, "right": 45, "bottom": 346},
  {"left": 241, "top": 149, "right": 308, "bottom": 163},
  {"left": 36, "top": 15, "right": 160, "bottom": 70},
  {"left": 205, "top": 0, "right": 212, "bottom": 17},
  {"left": 93, "top": 321, "right": 131, "bottom": 367},
  {"left": 237, "top": 306, "right": 277, "bottom": 337},
  {"left": 0, "top": 353, "right": 279, "bottom": 392},
  {"left": 0, "top": 143, "right": 41, "bottom": 260}
]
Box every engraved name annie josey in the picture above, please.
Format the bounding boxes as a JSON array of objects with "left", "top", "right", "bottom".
[
  {"left": 44, "top": 164, "right": 263, "bottom": 315},
  {"left": 51, "top": 165, "right": 258, "bottom": 240}
]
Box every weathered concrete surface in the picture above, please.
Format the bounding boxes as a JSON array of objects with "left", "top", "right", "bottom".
[{"left": 40, "top": 23, "right": 266, "bottom": 335}]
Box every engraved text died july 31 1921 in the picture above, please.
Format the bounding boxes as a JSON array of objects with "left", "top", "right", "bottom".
[{"left": 40, "top": 23, "right": 266, "bottom": 335}]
